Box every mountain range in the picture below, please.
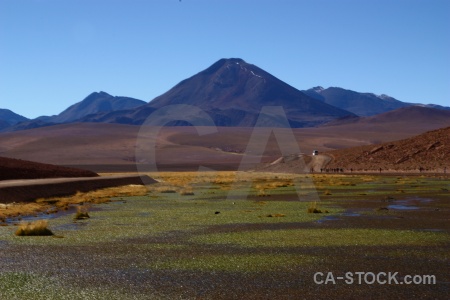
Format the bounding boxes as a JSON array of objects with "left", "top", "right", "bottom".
[
  {"left": 303, "top": 86, "right": 449, "bottom": 117},
  {"left": 303, "top": 86, "right": 410, "bottom": 116},
  {"left": 1, "top": 58, "right": 449, "bottom": 131},
  {"left": 0, "top": 109, "right": 29, "bottom": 130},
  {"left": 2, "top": 92, "right": 146, "bottom": 132},
  {"left": 79, "top": 58, "right": 355, "bottom": 128}
]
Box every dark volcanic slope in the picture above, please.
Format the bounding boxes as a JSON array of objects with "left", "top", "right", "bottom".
[
  {"left": 0, "top": 120, "right": 10, "bottom": 131},
  {"left": 327, "top": 126, "right": 450, "bottom": 171},
  {"left": 0, "top": 109, "right": 29, "bottom": 130},
  {"left": 0, "top": 156, "right": 98, "bottom": 181},
  {"left": 88, "top": 58, "right": 355, "bottom": 127},
  {"left": 147, "top": 58, "right": 355, "bottom": 127}
]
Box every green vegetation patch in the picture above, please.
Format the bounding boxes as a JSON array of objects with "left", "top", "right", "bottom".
[
  {"left": 191, "top": 228, "right": 449, "bottom": 248},
  {"left": 151, "top": 253, "right": 316, "bottom": 272},
  {"left": 1, "top": 195, "right": 337, "bottom": 247},
  {"left": 0, "top": 272, "right": 150, "bottom": 300}
]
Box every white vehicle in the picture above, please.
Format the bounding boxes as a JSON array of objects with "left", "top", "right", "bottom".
[{"left": 312, "top": 150, "right": 319, "bottom": 156}]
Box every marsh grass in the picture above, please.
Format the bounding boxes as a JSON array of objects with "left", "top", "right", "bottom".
[
  {"left": 191, "top": 228, "right": 448, "bottom": 248},
  {"left": 0, "top": 272, "right": 147, "bottom": 299},
  {"left": 15, "top": 220, "right": 53, "bottom": 236},
  {"left": 0, "top": 203, "right": 49, "bottom": 220},
  {"left": 1, "top": 172, "right": 449, "bottom": 298},
  {"left": 37, "top": 185, "right": 148, "bottom": 207},
  {"left": 152, "top": 253, "right": 314, "bottom": 272}
]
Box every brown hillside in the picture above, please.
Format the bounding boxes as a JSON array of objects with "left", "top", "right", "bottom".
[
  {"left": 0, "top": 156, "right": 98, "bottom": 181},
  {"left": 327, "top": 126, "right": 450, "bottom": 172}
]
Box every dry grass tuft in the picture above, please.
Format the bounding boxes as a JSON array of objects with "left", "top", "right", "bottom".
[
  {"left": 180, "top": 186, "right": 195, "bottom": 196},
  {"left": 15, "top": 220, "right": 53, "bottom": 236},
  {"left": 307, "top": 202, "right": 323, "bottom": 213},
  {"left": 257, "top": 189, "right": 270, "bottom": 197},
  {"left": 159, "top": 188, "right": 177, "bottom": 193},
  {"left": 254, "top": 201, "right": 267, "bottom": 206},
  {"left": 265, "top": 213, "right": 286, "bottom": 218},
  {"left": 74, "top": 205, "right": 90, "bottom": 220}
]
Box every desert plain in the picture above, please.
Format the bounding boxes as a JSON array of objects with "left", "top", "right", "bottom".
[{"left": 0, "top": 121, "right": 449, "bottom": 299}]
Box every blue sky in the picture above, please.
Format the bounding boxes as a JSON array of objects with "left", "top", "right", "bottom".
[{"left": 1, "top": 0, "right": 449, "bottom": 119}]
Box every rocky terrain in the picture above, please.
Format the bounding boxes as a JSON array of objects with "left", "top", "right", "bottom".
[{"left": 326, "top": 126, "right": 450, "bottom": 172}]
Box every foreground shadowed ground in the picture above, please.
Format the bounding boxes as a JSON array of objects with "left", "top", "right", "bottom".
[
  {"left": 0, "top": 172, "right": 448, "bottom": 299},
  {"left": 0, "top": 156, "right": 97, "bottom": 181}
]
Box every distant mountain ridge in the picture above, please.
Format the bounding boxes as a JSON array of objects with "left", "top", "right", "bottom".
[
  {"left": 303, "top": 86, "right": 410, "bottom": 116},
  {"left": 84, "top": 58, "right": 355, "bottom": 127},
  {"left": 0, "top": 109, "right": 29, "bottom": 130},
  {"left": 2, "top": 58, "right": 449, "bottom": 132},
  {"left": 303, "top": 86, "right": 450, "bottom": 116},
  {"left": 1, "top": 92, "right": 146, "bottom": 132},
  {"left": 48, "top": 91, "right": 146, "bottom": 123}
]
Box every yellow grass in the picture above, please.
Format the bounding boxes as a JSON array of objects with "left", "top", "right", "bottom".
[
  {"left": 0, "top": 185, "right": 148, "bottom": 222},
  {"left": 38, "top": 184, "right": 148, "bottom": 207},
  {"left": 15, "top": 220, "right": 53, "bottom": 236},
  {"left": 0, "top": 203, "right": 49, "bottom": 220}
]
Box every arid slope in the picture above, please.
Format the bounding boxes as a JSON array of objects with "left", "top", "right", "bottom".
[{"left": 327, "top": 126, "right": 450, "bottom": 171}]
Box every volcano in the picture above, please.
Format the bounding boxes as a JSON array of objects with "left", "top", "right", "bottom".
[{"left": 83, "top": 58, "right": 355, "bottom": 127}]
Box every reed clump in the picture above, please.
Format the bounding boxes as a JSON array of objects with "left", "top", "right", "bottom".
[{"left": 15, "top": 220, "right": 53, "bottom": 236}]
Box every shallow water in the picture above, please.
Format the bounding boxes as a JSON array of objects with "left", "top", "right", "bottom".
[
  {"left": 387, "top": 197, "right": 433, "bottom": 210},
  {"left": 388, "top": 204, "right": 419, "bottom": 210},
  {"left": 316, "top": 215, "right": 340, "bottom": 223}
]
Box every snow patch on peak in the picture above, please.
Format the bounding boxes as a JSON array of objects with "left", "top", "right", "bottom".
[
  {"left": 379, "top": 94, "right": 392, "bottom": 100},
  {"left": 250, "top": 70, "right": 263, "bottom": 79},
  {"left": 312, "top": 86, "right": 325, "bottom": 93}
]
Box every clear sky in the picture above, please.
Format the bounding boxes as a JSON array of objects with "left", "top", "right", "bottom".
[{"left": 1, "top": 0, "right": 449, "bottom": 119}]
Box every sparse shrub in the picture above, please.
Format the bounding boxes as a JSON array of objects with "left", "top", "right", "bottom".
[
  {"left": 180, "top": 191, "right": 195, "bottom": 196},
  {"left": 160, "top": 189, "right": 177, "bottom": 193},
  {"left": 15, "top": 220, "right": 53, "bottom": 236},
  {"left": 265, "top": 213, "right": 285, "bottom": 217},
  {"left": 74, "top": 205, "right": 90, "bottom": 220},
  {"left": 307, "top": 202, "right": 323, "bottom": 213},
  {"left": 180, "top": 186, "right": 195, "bottom": 196},
  {"left": 376, "top": 207, "right": 389, "bottom": 212},
  {"left": 254, "top": 201, "right": 267, "bottom": 206},
  {"left": 257, "top": 189, "right": 270, "bottom": 197}
]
